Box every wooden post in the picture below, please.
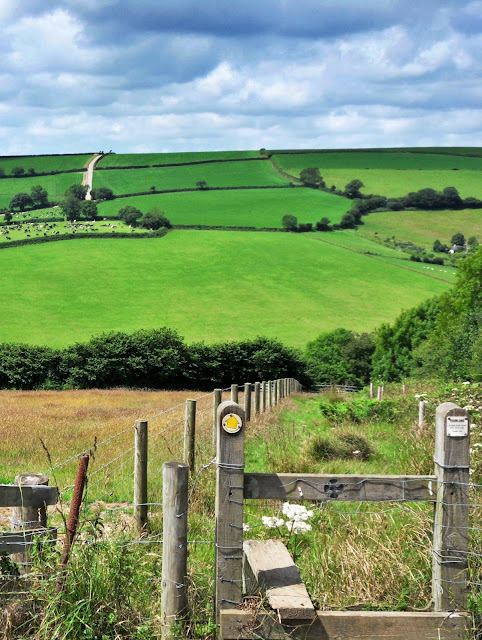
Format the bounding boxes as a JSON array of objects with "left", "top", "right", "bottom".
[
  {"left": 254, "top": 382, "right": 260, "bottom": 415},
  {"left": 261, "top": 382, "right": 266, "bottom": 412},
  {"left": 273, "top": 379, "right": 278, "bottom": 406},
  {"left": 244, "top": 383, "right": 252, "bottom": 422},
  {"left": 402, "top": 381, "right": 406, "bottom": 395},
  {"left": 134, "top": 419, "right": 148, "bottom": 535},
  {"left": 183, "top": 399, "right": 196, "bottom": 473},
  {"left": 231, "top": 384, "right": 238, "bottom": 404},
  {"left": 267, "top": 380, "right": 272, "bottom": 409},
  {"left": 432, "top": 403, "right": 470, "bottom": 612},
  {"left": 381, "top": 384, "right": 384, "bottom": 399},
  {"left": 12, "top": 472, "right": 48, "bottom": 571},
  {"left": 377, "top": 386, "right": 382, "bottom": 402},
  {"left": 161, "top": 462, "right": 189, "bottom": 637},
  {"left": 215, "top": 400, "right": 245, "bottom": 623},
  {"left": 213, "top": 389, "right": 223, "bottom": 446},
  {"left": 418, "top": 400, "right": 426, "bottom": 430}
]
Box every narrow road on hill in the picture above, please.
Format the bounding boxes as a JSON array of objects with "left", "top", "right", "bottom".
[{"left": 82, "top": 154, "right": 103, "bottom": 200}]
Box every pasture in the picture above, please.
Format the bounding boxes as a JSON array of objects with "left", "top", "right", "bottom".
[
  {"left": 358, "top": 209, "right": 482, "bottom": 252},
  {"left": 0, "top": 219, "right": 149, "bottom": 244},
  {"left": 92, "top": 160, "right": 288, "bottom": 194},
  {"left": 0, "top": 231, "right": 450, "bottom": 348},
  {"left": 0, "top": 153, "right": 92, "bottom": 175},
  {"left": 0, "top": 172, "right": 83, "bottom": 209},
  {"left": 97, "top": 150, "right": 259, "bottom": 167},
  {"left": 96, "top": 188, "right": 351, "bottom": 227}
]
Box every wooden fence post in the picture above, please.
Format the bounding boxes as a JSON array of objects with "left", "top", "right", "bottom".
[
  {"left": 369, "top": 382, "right": 373, "bottom": 399},
  {"left": 418, "top": 400, "right": 426, "bottom": 430},
  {"left": 184, "top": 399, "right": 196, "bottom": 473},
  {"left": 377, "top": 386, "right": 382, "bottom": 402},
  {"left": 432, "top": 402, "right": 470, "bottom": 612},
  {"left": 215, "top": 400, "right": 245, "bottom": 623},
  {"left": 231, "top": 384, "right": 239, "bottom": 404},
  {"left": 12, "top": 472, "right": 48, "bottom": 571},
  {"left": 134, "top": 419, "right": 148, "bottom": 535},
  {"left": 254, "top": 382, "right": 260, "bottom": 415},
  {"left": 273, "top": 379, "right": 278, "bottom": 406},
  {"left": 267, "top": 380, "right": 272, "bottom": 409},
  {"left": 213, "top": 389, "right": 223, "bottom": 446},
  {"left": 161, "top": 461, "right": 189, "bottom": 637},
  {"left": 261, "top": 382, "right": 266, "bottom": 413},
  {"left": 244, "top": 383, "right": 252, "bottom": 422}
]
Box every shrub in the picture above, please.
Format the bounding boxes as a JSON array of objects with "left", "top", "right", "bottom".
[{"left": 311, "top": 431, "right": 374, "bottom": 461}]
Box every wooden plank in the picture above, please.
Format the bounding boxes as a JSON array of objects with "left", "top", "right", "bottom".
[
  {"left": 244, "top": 473, "right": 437, "bottom": 502},
  {"left": 243, "top": 539, "right": 315, "bottom": 622},
  {"left": 215, "top": 400, "right": 246, "bottom": 622},
  {"left": 220, "top": 610, "right": 467, "bottom": 640},
  {"left": 0, "top": 528, "right": 57, "bottom": 554},
  {"left": 432, "top": 403, "right": 470, "bottom": 611},
  {"left": 0, "top": 484, "right": 58, "bottom": 508}
]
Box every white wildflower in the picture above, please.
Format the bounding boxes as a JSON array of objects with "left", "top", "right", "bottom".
[
  {"left": 262, "top": 516, "right": 284, "bottom": 528},
  {"left": 286, "top": 520, "right": 312, "bottom": 535},
  {"left": 353, "top": 450, "right": 361, "bottom": 455},
  {"left": 243, "top": 523, "right": 251, "bottom": 532}
]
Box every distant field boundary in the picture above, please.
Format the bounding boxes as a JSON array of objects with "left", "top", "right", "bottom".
[
  {"left": 0, "top": 230, "right": 168, "bottom": 250},
  {"left": 0, "top": 152, "right": 94, "bottom": 159},
  {"left": 113, "top": 184, "right": 303, "bottom": 199},
  {"left": 270, "top": 148, "right": 482, "bottom": 158},
  {"left": 0, "top": 167, "right": 86, "bottom": 179},
  {"left": 96, "top": 157, "right": 267, "bottom": 170}
]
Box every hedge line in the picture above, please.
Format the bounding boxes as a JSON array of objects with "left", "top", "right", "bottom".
[
  {"left": 0, "top": 329, "right": 308, "bottom": 390},
  {"left": 95, "top": 157, "right": 266, "bottom": 170},
  {"left": 0, "top": 229, "right": 168, "bottom": 250},
  {"left": 0, "top": 168, "right": 87, "bottom": 178},
  {"left": 114, "top": 184, "right": 303, "bottom": 199}
]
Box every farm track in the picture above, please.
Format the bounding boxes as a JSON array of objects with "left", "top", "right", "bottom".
[
  {"left": 302, "top": 233, "right": 454, "bottom": 284},
  {"left": 83, "top": 153, "right": 103, "bottom": 199}
]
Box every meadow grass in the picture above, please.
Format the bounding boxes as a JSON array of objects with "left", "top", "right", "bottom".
[
  {"left": 357, "top": 209, "right": 482, "bottom": 251},
  {"left": 273, "top": 150, "right": 482, "bottom": 171},
  {"left": 0, "top": 231, "right": 450, "bottom": 348},
  {"left": 92, "top": 160, "right": 288, "bottom": 194},
  {"left": 0, "top": 172, "right": 84, "bottom": 209},
  {"left": 96, "top": 187, "right": 351, "bottom": 226},
  {"left": 0, "top": 219, "right": 150, "bottom": 244},
  {"left": 97, "top": 150, "right": 259, "bottom": 167},
  {"left": 0, "top": 154, "right": 92, "bottom": 175},
  {"left": 303, "top": 168, "right": 482, "bottom": 198}
]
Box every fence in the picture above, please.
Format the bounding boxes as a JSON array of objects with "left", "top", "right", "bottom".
[{"left": 207, "top": 400, "right": 473, "bottom": 639}]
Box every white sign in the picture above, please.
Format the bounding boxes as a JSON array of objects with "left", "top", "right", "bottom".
[
  {"left": 222, "top": 413, "right": 243, "bottom": 434},
  {"left": 447, "top": 416, "right": 469, "bottom": 437}
]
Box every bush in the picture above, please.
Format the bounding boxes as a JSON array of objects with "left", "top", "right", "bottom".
[{"left": 311, "top": 431, "right": 374, "bottom": 461}]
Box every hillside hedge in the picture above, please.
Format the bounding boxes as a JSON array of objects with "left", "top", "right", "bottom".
[{"left": 0, "top": 330, "right": 308, "bottom": 390}]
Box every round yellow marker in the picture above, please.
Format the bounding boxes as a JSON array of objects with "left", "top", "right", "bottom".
[{"left": 222, "top": 413, "right": 243, "bottom": 434}]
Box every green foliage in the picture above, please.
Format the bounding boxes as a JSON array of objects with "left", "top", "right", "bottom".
[
  {"left": 140, "top": 207, "right": 171, "bottom": 230},
  {"left": 318, "top": 396, "right": 399, "bottom": 424},
  {"left": 81, "top": 200, "right": 98, "bottom": 219},
  {"left": 299, "top": 167, "right": 325, "bottom": 188},
  {"left": 451, "top": 232, "right": 465, "bottom": 246},
  {"left": 0, "top": 342, "right": 59, "bottom": 389},
  {"left": 306, "top": 328, "right": 375, "bottom": 386},
  {"left": 311, "top": 431, "right": 374, "bottom": 461},
  {"left": 30, "top": 185, "right": 49, "bottom": 207},
  {"left": 91, "top": 186, "right": 114, "bottom": 200},
  {"left": 315, "top": 217, "right": 331, "bottom": 231},
  {"left": 118, "top": 205, "right": 143, "bottom": 226},
  {"left": 65, "top": 183, "right": 88, "bottom": 200},
  {"left": 282, "top": 214, "right": 297, "bottom": 231},
  {"left": 61, "top": 193, "right": 82, "bottom": 221},
  {"left": 10, "top": 166, "right": 25, "bottom": 177},
  {"left": 344, "top": 179, "right": 364, "bottom": 199},
  {"left": 9, "top": 192, "right": 33, "bottom": 211}
]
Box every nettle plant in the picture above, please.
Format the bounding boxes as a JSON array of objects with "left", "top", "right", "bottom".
[{"left": 261, "top": 502, "right": 315, "bottom": 560}]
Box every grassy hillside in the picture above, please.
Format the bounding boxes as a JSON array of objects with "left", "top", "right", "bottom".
[
  {"left": 358, "top": 209, "right": 482, "bottom": 251},
  {"left": 0, "top": 154, "right": 92, "bottom": 174},
  {"left": 93, "top": 160, "right": 288, "bottom": 194},
  {"left": 97, "top": 150, "right": 259, "bottom": 167},
  {"left": 0, "top": 231, "right": 450, "bottom": 348},
  {"left": 0, "top": 171, "right": 83, "bottom": 208},
  {"left": 97, "top": 188, "right": 351, "bottom": 227}
]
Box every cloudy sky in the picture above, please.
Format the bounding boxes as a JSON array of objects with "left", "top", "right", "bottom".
[{"left": 1, "top": 0, "right": 481, "bottom": 155}]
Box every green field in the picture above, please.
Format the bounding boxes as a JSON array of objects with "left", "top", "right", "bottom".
[
  {"left": 357, "top": 209, "right": 482, "bottom": 251},
  {"left": 92, "top": 160, "right": 287, "bottom": 194},
  {"left": 0, "top": 231, "right": 450, "bottom": 348},
  {"left": 273, "top": 151, "right": 482, "bottom": 171},
  {"left": 0, "top": 154, "right": 92, "bottom": 174},
  {"left": 97, "top": 150, "right": 259, "bottom": 167},
  {"left": 0, "top": 219, "right": 150, "bottom": 244},
  {"left": 97, "top": 188, "right": 351, "bottom": 227},
  {"left": 0, "top": 172, "right": 83, "bottom": 208}
]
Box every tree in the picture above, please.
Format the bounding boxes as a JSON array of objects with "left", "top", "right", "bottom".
[
  {"left": 433, "top": 239, "right": 448, "bottom": 253},
  {"left": 0, "top": 208, "right": 12, "bottom": 223},
  {"left": 0, "top": 168, "right": 5, "bottom": 178},
  {"left": 339, "top": 212, "right": 357, "bottom": 228},
  {"left": 61, "top": 194, "right": 82, "bottom": 221},
  {"left": 315, "top": 217, "right": 331, "bottom": 231},
  {"left": 9, "top": 192, "right": 33, "bottom": 211},
  {"left": 140, "top": 207, "right": 171, "bottom": 230},
  {"left": 451, "top": 232, "right": 465, "bottom": 247},
  {"left": 306, "top": 328, "right": 375, "bottom": 386},
  {"left": 90, "top": 187, "right": 114, "bottom": 200},
  {"left": 81, "top": 200, "right": 98, "bottom": 219},
  {"left": 10, "top": 167, "right": 25, "bottom": 177},
  {"left": 344, "top": 179, "right": 364, "bottom": 199},
  {"left": 442, "top": 186, "right": 463, "bottom": 209},
  {"left": 196, "top": 180, "right": 208, "bottom": 190},
  {"left": 299, "top": 168, "right": 325, "bottom": 188},
  {"left": 30, "top": 185, "right": 49, "bottom": 208},
  {"left": 65, "top": 184, "right": 88, "bottom": 200},
  {"left": 118, "top": 205, "right": 143, "bottom": 226},
  {"left": 282, "top": 214, "right": 297, "bottom": 231},
  {"left": 28, "top": 168, "right": 36, "bottom": 176}
]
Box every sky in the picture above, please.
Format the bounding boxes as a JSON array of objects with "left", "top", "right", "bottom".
[{"left": 1, "top": 0, "right": 481, "bottom": 155}]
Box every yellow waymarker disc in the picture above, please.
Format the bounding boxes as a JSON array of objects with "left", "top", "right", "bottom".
[{"left": 222, "top": 413, "right": 243, "bottom": 434}]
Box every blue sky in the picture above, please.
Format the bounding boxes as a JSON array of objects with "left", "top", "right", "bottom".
[{"left": 1, "top": 0, "right": 481, "bottom": 154}]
